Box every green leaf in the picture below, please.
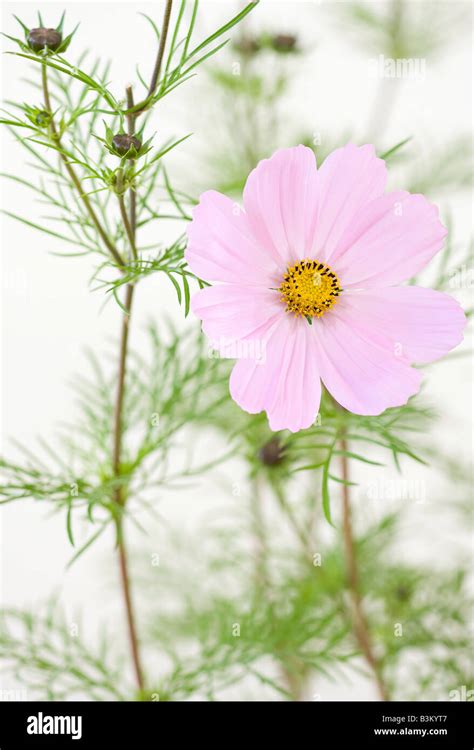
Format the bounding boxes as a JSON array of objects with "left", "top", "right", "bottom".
[
  {"left": 322, "top": 460, "right": 334, "bottom": 526},
  {"left": 66, "top": 504, "right": 75, "bottom": 546},
  {"left": 181, "top": 0, "right": 198, "bottom": 63},
  {"left": 187, "top": 2, "right": 259, "bottom": 61},
  {"left": 66, "top": 524, "right": 107, "bottom": 569},
  {"left": 333, "top": 450, "right": 384, "bottom": 467},
  {"left": 13, "top": 15, "right": 29, "bottom": 34},
  {"left": 56, "top": 11, "right": 66, "bottom": 33},
  {"left": 1, "top": 210, "right": 86, "bottom": 246},
  {"left": 138, "top": 12, "right": 161, "bottom": 43},
  {"left": 181, "top": 40, "right": 229, "bottom": 77},
  {"left": 328, "top": 473, "right": 358, "bottom": 487},
  {"left": 167, "top": 272, "right": 182, "bottom": 305},
  {"left": 379, "top": 137, "right": 412, "bottom": 161},
  {"left": 182, "top": 273, "right": 191, "bottom": 317}
]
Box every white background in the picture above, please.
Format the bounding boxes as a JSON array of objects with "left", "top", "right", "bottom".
[{"left": 1, "top": 0, "right": 472, "bottom": 700}]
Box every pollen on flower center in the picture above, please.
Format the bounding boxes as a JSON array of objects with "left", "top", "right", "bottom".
[{"left": 279, "top": 259, "right": 342, "bottom": 318}]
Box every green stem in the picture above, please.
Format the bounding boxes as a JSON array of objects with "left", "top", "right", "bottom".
[
  {"left": 147, "top": 0, "right": 174, "bottom": 99},
  {"left": 126, "top": 86, "right": 137, "bottom": 237},
  {"left": 273, "top": 482, "right": 309, "bottom": 550},
  {"left": 110, "top": 0, "right": 175, "bottom": 691},
  {"left": 131, "top": 0, "right": 174, "bottom": 115},
  {"left": 112, "top": 279, "right": 142, "bottom": 692},
  {"left": 41, "top": 62, "right": 125, "bottom": 268},
  {"left": 111, "top": 77, "right": 144, "bottom": 693},
  {"left": 116, "top": 172, "right": 138, "bottom": 261}
]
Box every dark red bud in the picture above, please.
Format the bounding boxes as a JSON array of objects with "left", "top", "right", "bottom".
[
  {"left": 272, "top": 34, "right": 298, "bottom": 52},
  {"left": 258, "top": 437, "right": 284, "bottom": 467},
  {"left": 234, "top": 35, "right": 261, "bottom": 55},
  {"left": 112, "top": 134, "right": 142, "bottom": 157},
  {"left": 28, "top": 28, "right": 62, "bottom": 53}
]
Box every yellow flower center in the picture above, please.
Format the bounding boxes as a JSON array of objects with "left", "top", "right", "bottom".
[{"left": 279, "top": 259, "right": 342, "bottom": 318}]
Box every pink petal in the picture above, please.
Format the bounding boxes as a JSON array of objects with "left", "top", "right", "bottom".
[
  {"left": 243, "top": 145, "right": 320, "bottom": 270},
  {"left": 312, "top": 301, "right": 422, "bottom": 415},
  {"left": 185, "top": 190, "right": 278, "bottom": 284},
  {"left": 333, "top": 192, "right": 447, "bottom": 288},
  {"left": 229, "top": 315, "right": 321, "bottom": 432},
  {"left": 313, "top": 144, "right": 387, "bottom": 263},
  {"left": 341, "top": 287, "right": 466, "bottom": 364},
  {"left": 191, "top": 284, "right": 284, "bottom": 343}
]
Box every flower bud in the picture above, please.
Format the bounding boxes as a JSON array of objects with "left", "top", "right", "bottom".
[
  {"left": 24, "top": 104, "right": 53, "bottom": 129},
  {"left": 272, "top": 34, "right": 298, "bottom": 53},
  {"left": 35, "top": 110, "right": 51, "bottom": 127},
  {"left": 258, "top": 437, "right": 284, "bottom": 467},
  {"left": 234, "top": 35, "right": 261, "bottom": 56},
  {"left": 395, "top": 585, "right": 411, "bottom": 602},
  {"left": 112, "top": 134, "right": 142, "bottom": 158},
  {"left": 27, "top": 27, "right": 62, "bottom": 53}
]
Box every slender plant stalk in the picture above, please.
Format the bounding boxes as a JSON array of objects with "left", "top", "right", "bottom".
[
  {"left": 110, "top": 0, "right": 174, "bottom": 695},
  {"left": 43, "top": 47, "right": 144, "bottom": 691},
  {"left": 147, "top": 0, "right": 174, "bottom": 99},
  {"left": 41, "top": 63, "right": 125, "bottom": 267},
  {"left": 339, "top": 436, "right": 389, "bottom": 701},
  {"left": 126, "top": 86, "right": 137, "bottom": 236},
  {"left": 117, "top": 506, "right": 143, "bottom": 691},
  {"left": 273, "top": 483, "right": 309, "bottom": 550},
  {"left": 117, "top": 177, "right": 138, "bottom": 260},
  {"left": 41, "top": 43, "right": 144, "bottom": 692},
  {"left": 112, "top": 88, "right": 142, "bottom": 693},
  {"left": 112, "top": 280, "right": 141, "bottom": 690}
]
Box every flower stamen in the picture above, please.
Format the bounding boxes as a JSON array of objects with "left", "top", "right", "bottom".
[{"left": 279, "top": 259, "right": 342, "bottom": 318}]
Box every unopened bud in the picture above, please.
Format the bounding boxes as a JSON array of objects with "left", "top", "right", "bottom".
[
  {"left": 234, "top": 35, "right": 261, "bottom": 56},
  {"left": 112, "top": 134, "right": 142, "bottom": 157},
  {"left": 395, "top": 585, "right": 411, "bottom": 602},
  {"left": 272, "top": 34, "right": 298, "bottom": 53},
  {"left": 28, "top": 27, "right": 62, "bottom": 53},
  {"left": 35, "top": 110, "right": 51, "bottom": 126},
  {"left": 258, "top": 437, "right": 285, "bottom": 467}
]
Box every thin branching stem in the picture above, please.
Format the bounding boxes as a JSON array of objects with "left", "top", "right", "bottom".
[
  {"left": 147, "top": 0, "right": 174, "bottom": 100},
  {"left": 112, "top": 88, "right": 142, "bottom": 694},
  {"left": 42, "top": 64, "right": 143, "bottom": 696},
  {"left": 273, "top": 482, "right": 309, "bottom": 550},
  {"left": 110, "top": 0, "right": 174, "bottom": 695},
  {"left": 117, "top": 172, "right": 138, "bottom": 261},
  {"left": 116, "top": 500, "right": 143, "bottom": 693},
  {"left": 41, "top": 62, "right": 125, "bottom": 267},
  {"left": 112, "top": 281, "right": 141, "bottom": 690},
  {"left": 339, "top": 435, "right": 389, "bottom": 701},
  {"left": 126, "top": 86, "right": 137, "bottom": 236}
]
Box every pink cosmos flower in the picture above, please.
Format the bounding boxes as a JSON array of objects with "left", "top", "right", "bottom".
[{"left": 185, "top": 144, "right": 466, "bottom": 432}]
